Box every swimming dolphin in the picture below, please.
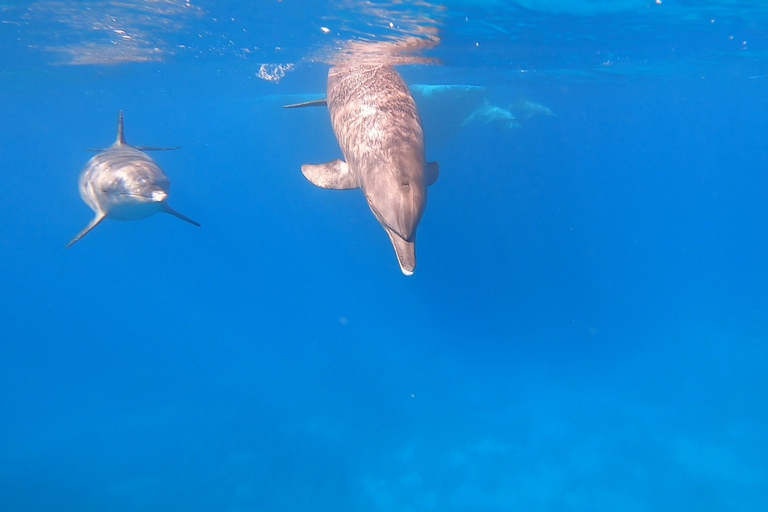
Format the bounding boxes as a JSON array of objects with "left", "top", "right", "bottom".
[
  {"left": 462, "top": 102, "right": 521, "bottom": 129},
  {"left": 67, "top": 111, "right": 200, "bottom": 248},
  {"left": 285, "top": 64, "right": 439, "bottom": 275}
]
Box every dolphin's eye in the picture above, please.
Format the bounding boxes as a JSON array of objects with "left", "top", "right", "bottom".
[{"left": 401, "top": 181, "right": 410, "bottom": 189}]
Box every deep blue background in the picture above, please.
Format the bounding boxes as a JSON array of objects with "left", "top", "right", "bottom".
[{"left": 1, "top": 1, "right": 768, "bottom": 510}]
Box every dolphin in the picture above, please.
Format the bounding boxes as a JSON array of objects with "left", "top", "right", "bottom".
[
  {"left": 462, "top": 102, "right": 521, "bottom": 129},
  {"left": 285, "top": 64, "right": 439, "bottom": 275},
  {"left": 67, "top": 111, "right": 200, "bottom": 248}
]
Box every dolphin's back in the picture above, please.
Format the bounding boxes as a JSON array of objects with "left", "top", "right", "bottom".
[
  {"left": 327, "top": 64, "right": 428, "bottom": 241},
  {"left": 327, "top": 65, "right": 425, "bottom": 177}
]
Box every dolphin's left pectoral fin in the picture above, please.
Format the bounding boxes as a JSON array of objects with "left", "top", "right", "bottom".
[
  {"left": 426, "top": 161, "right": 439, "bottom": 186},
  {"left": 385, "top": 228, "right": 416, "bottom": 276},
  {"left": 66, "top": 212, "right": 107, "bottom": 248},
  {"left": 163, "top": 204, "right": 201, "bottom": 227},
  {"left": 301, "top": 160, "right": 358, "bottom": 190}
]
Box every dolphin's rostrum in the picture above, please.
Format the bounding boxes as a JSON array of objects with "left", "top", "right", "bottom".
[
  {"left": 67, "top": 111, "right": 199, "bottom": 248},
  {"left": 286, "top": 64, "right": 439, "bottom": 275}
]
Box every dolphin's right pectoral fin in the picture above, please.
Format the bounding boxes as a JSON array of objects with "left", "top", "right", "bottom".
[
  {"left": 301, "top": 160, "right": 358, "bottom": 190},
  {"left": 426, "top": 161, "right": 439, "bottom": 186},
  {"left": 385, "top": 228, "right": 416, "bottom": 276},
  {"left": 66, "top": 213, "right": 107, "bottom": 248},
  {"left": 163, "top": 204, "right": 201, "bottom": 227}
]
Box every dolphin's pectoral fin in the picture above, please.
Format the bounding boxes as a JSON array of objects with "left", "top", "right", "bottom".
[
  {"left": 385, "top": 228, "right": 416, "bottom": 276},
  {"left": 163, "top": 204, "right": 201, "bottom": 227},
  {"left": 302, "top": 160, "right": 358, "bottom": 190},
  {"left": 426, "top": 161, "right": 439, "bottom": 186},
  {"left": 283, "top": 99, "right": 328, "bottom": 109},
  {"left": 66, "top": 213, "right": 107, "bottom": 248}
]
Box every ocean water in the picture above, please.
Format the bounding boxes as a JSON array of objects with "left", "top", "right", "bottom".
[{"left": 1, "top": 1, "right": 767, "bottom": 510}]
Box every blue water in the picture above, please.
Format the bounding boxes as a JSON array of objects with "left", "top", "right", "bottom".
[{"left": 1, "top": 1, "right": 767, "bottom": 510}]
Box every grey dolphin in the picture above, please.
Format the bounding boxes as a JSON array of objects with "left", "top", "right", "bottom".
[
  {"left": 67, "top": 111, "right": 200, "bottom": 248},
  {"left": 286, "top": 64, "right": 439, "bottom": 275}
]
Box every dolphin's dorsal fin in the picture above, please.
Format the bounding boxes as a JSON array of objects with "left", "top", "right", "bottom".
[
  {"left": 113, "top": 110, "right": 179, "bottom": 151},
  {"left": 86, "top": 110, "right": 128, "bottom": 151},
  {"left": 283, "top": 99, "right": 328, "bottom": 109},
  {"left": 115, "top": 110, "right": 126, "bottom": 145}
]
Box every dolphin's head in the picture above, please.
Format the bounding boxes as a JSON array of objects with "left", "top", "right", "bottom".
[
  {"left": 90, "top": 155, "right": 173, "bottom": 221},
  {"left": 364, "top": 154, "right": 427, "bottom": 242},
  {"left": 110, "top": 171, "right": 170, "bottom": 205}
]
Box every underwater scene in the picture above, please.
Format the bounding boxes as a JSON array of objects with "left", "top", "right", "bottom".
[{"left": 1, "top": 1, "right": 767, "bottom": 510}]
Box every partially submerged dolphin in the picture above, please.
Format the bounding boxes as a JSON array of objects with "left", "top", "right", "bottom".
[
  {"left": 67, "top": 111, "right": 200, "bottom": 248},
  {"left": 286, "top": 64, "right": 439, "bottom": 275}
]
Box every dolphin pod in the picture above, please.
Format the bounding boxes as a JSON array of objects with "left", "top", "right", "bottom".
[
  {"left": 70, "top": 65, "right": 439, "bottom": 275},
  {"left": 285, "top": 64, "right": 439, "bottom": 275},
  {"left": 67, "top": 111, "right": 200, "bottom": 248}
]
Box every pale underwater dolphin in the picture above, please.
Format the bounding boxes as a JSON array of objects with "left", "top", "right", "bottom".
[
  {"left": 67, "top": 111, "right": 200, "bottom": 248},
  {"left": 285, "top": 64, "right": 439, "bottom": 275},
  {"left": 462, "top": 99, "right": 555, "bottom": 130},
  {"left": 462, "top": 102, "right": 521, "bottom": 129}
]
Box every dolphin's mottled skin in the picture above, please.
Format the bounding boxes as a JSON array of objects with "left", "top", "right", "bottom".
[
  {"left": 287, "top": 64, "right": 439, "bottom": 275},
  {"left": 67, "top": 111, "right": 199, "bottom": 248}
]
